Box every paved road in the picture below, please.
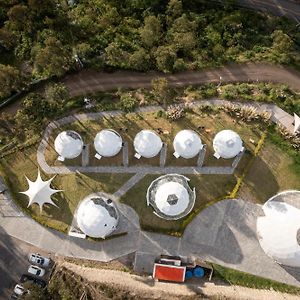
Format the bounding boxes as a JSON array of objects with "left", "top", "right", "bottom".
[
  {"left": 237, "top": 0, "right": 300, "bottom": 22},
  {"left": 0, "top": 227, "right": 43, "bottom": 300},
  {"left": 63, "top": 63, "right": 300, "bottom": 97}
]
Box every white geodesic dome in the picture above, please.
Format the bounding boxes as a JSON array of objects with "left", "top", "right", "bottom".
[
  {"left": 133, "top": 130, "right": 162, "bottom": 158},
  {"left": 76, "top": 194, "right": 119, "bottom": 239},
  {"left": 173, "top": 130, "right": 203, "bottom": 159},
  {"left": 257, "top": 190, "right": 300, "bottom": 267},
  {"left": 213, "top": 130, "right": 243, "bottom": 159},
  {"left": 54, "top": 130, "right": 83, "bottom": 160},
  {"left": 94, "top": 129, "right": 122, "bottom": 157},
  {"left": 146, "top": 174, "right": 196, "bottom": 220}
]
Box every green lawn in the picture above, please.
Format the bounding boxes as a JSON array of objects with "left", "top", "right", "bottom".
[
  {"left": 1, "top": 108, "right": 299, "bottom": 235},
  {"left": 0, "top": 144, "right": 132, "bottom": 232},
  {"left": 119, "top": 174, "right": 237, "bottom": 235},
  {"left": 213, "top": 264, "right": 300, "bottom": 294}
]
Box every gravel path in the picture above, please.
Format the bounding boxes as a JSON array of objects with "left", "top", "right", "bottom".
[{"left": 62, "top": 262, "right": 300, "bottom": 300}]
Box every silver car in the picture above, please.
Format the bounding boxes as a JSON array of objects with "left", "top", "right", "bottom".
[
  {"left": 28, "top": 265, "right": 45, "bottom": 277},
  {"left": 28, "top": 253, "right": 50, "bottom": 267}
]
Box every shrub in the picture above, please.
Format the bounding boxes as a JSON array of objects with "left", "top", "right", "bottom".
[
  {"left": 166, "top": 105, "right": 184, "bottom": 120},
  {"left": 118, "top": 93, "right": 138, "bottom": 112}
]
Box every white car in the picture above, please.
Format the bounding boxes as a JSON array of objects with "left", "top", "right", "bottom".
[
  {"left": 28, "top": 253, "right": 50, "bottom": 267},
  {"left": 13, "top": 284, "right": 29, "bottom": 296},
  {"left": 28, "top": 265, "right": 45, "bottom": 277}
]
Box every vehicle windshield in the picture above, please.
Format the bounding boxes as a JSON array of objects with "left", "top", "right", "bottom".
[{"left": 36, "top": 270, "right": 40, "bottom": 275}]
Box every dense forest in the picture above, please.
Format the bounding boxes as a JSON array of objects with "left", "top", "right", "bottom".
[{"left": 0, "top": 0, "right": 300, "bottom": 99}]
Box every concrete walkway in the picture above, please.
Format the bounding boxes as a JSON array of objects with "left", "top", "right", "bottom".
[
  {"left": 36, "top": 99, "right": 295, "bottom": 175},
  {"left": 1, "top": 185, "right": 300, "bottom": 287}
]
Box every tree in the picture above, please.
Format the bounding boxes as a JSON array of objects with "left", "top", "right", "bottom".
[
  {"left": 166, "top": 0, "right": 183, "bottom": 24},
  {"left": 7, "top": 5, "right": 28, "bottom": 31},
  {"left": 151, "top": 77, "right": 173, "bottom": 108},
  {"left": 33, "top": 37, "right": 72, "bottom": 77},
  {"left": 271, "top": 30, "right": 294, "bottom": 53},
  {"left": 154, "top": 45, "right": 176, "bottom": 73},
  {"left": 0, "top": 28, "right": 16, "bottom": 50},
  {"left": 0, "top": 64, "right": 25, "bottom": 98},
  {"left": 140, "top": 15, "right": 162, "bottom": 48},
  {"left": 44, "top": 83, "right": 69, "bottom": 113},
  {"left": 129, "top": 48, "right": 151, "bottom": 71}
]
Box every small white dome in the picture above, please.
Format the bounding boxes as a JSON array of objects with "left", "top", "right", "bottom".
[
  {"left": 173, "top": 130, "right": 203, "bottom": 159},
  {"left": 213, "top": 130, "right": 243, "bottom": 159},
  {"left": 94, "top": 129, "right": 122, "bottom": 157},
  {"left": 134, "top": 130, "right": 162, "bottom": 158},
  {"left": 147, "top": 174, "right": 196, "bottom": 220},
  {"left": 155, "top": 182, "right": 190, "bottom": 216},
  {"left": 54, "top": 130, "right": 83, "bottom": 159},
  {"left": 76, "top": 194, "right": 119, "bottom": 238},
  {"left": 257, "top": 191, "right": 300, "bottom": 267}
]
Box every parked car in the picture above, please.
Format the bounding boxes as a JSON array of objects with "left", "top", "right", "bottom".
[
  {"left": 12, "top": 284, "right": 29, "bottom": 297},
  {"left": 28, "top": 253, "right": 50, "bottom": 267},
  {"left": 28, "top": 265, "right": 45, "bottom": 277},
  {"left": 20, "top": 274, "right": 46, "bottom": 288}
]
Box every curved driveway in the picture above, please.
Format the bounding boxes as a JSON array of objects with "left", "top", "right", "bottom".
[{"left": 63, "top": 63, "right": 300, "bottom": 97}]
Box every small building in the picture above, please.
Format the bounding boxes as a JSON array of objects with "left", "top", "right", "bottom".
[
  {"left": 76, "top": 194, "right": 119, "bottom": 239},
  {"left": 94, "top": 129, "right": 122, "bottom": 159},
  {"left": 294, "top": 113, "right": 300, "bottom": 134},
  {"left": 146, "top": 174, "right": 196, "bottom": 220},
  {"left": 173, "top": 130, "right": 203, "bottom": 159},
  {"left": 133, "top": 130, "right": 163, "bottom": 159},
  {"left": 257, "top": 190, "right": 300, "bottom": 267},
  {"left": 54, "top": 130, "right": 83, "bottom": 161},
  {"left": 213, "top": 129, "right": 243, "bottom": 159},
  {"left": 152, "top": 255, "right": 213, "bottom": 283}
]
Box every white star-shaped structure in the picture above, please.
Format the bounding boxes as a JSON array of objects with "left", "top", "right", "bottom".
[{"left": 20, "top": 169, "right": 62, "bottom": 211}]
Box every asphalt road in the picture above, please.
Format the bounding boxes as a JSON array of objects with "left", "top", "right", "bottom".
[
  {"left": 0, "top": 226, "right": 43, "bottom": 300},
  {"left": 237, "top": 0, "right": 300, "bottom": 22}
]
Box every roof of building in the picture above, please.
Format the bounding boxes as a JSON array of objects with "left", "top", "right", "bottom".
[
  {"left": 94, "top": 129, "right": 122, "bottom": 157},
  {"left": 133, "top": 130, "right": 163, "bottom": 158},
  {"left": 213, "top": 129, "right": 243, "bottom": 159},
  {"left": 173, "top": 130, "right": 203, "bottom": 159},
  {"left": 147, "top": 174, "right": 196, "bottom": 220},
  {"left": 153, "top": 264, "right": 186, "bottom": 282},
  {"left": 54, "top": 130, "right": 83, "bottom": 160},
  {"left": 76, "top": 194, "right": 119, "bottom": 239},
  {"left": 257, "top": 190, "right": 300, "bottom": 267},
  {"left": 20, "top": 169, "right": 61, "bottom": 211}
]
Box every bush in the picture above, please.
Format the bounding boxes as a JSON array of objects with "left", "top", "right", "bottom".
[
  {"left": 118, "top": 93, "right": 138, "bottom": 112},
  {"left": 166, "top": 105, "right": 184, "bottom": 120}
]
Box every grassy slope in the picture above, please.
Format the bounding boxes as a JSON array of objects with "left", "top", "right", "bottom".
[{"left": 213, "top": 264, "right": 300, "bottom": 295}]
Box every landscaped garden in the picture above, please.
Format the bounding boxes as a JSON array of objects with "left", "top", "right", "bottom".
[{"left": 1, "top": 105, "right": 299, "bottom": 235}]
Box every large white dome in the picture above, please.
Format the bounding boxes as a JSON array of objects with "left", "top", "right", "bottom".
[
  {"left": 257, "top": 191, "right": 300, "bottom": 267},
  {"left": 94, "top": 129, "right": 122, "bottom": 157},
  {"left": 54, "top": 130, "right": 83, "bottom": 160},
  {"left": 147, "top": 174, "right": 196, "bottom": 220},
  {"left": 76, "top": 194, "right": 119, "bottom": 238},
  {"left": 134, "top": 130, "right": 162, "bottom": 158},
  {"left": 173, "top": 130, "right": 203, "bottom": 159},
  {"left": 213, "top": 130, "right": 243, "bottom": 159}
]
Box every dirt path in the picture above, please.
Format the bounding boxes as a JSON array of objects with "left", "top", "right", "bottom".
[
  {"left": 63, "top": 63, "right": 300, "bottom": 97},
  {"left": 62, "top": 262, "right": 300, "bottom": 300}
]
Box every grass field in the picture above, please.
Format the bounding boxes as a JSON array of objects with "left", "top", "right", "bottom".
[{"left": 0, "top": 108, "right": 299, "bottom": 235}]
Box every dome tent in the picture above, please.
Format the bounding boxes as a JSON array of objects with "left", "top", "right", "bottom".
[
  {"left": 173, "top": 130, "right": 203, "bottom": 159},
  {"left": 147, "top": 174, "right": 196, "bottom": 220},
  {"left": 257, "top": 190, "right": 300, "bottom": 267},
  {"left": 54, "top": 130, "right": 83, "bottom": 161},
  {"left": 134, "top": 130, "right": 163, "bottom": 158},
  {"left": 76, "top": 194, "right": 119, "bottom": 239},
  {"left": 94, "top": 129, "right": 122, "bottom": 158},
  {"left": 213, "top": 130, "right": 243, "bottom": 159}
]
